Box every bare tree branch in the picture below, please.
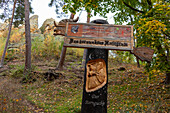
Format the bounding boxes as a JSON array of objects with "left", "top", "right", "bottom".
[{"left": 123, "top": 1, "right": 145, "bottom": 13}]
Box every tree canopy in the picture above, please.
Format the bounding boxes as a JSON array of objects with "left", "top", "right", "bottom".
[
  {"left": 50, "top": 0, "right": 170, "bottom": 83},
  {"left": 135, "top": 3, "right": 169, "bottom": 76},
  {"left": 0, "top": 0, "right": 33, "bottom": 27}
]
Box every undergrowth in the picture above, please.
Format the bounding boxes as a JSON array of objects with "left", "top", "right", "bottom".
[{"left": 0, "top": 29, "right": 169, "bottom": 113}]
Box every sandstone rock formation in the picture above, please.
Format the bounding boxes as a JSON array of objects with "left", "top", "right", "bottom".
[
  {"left": 18, "top": 15, "right": 41, "bottom": 34},
  {"left": 0, "top": 15, "right": 58, "bottom": 36},
  {"left": 40, "top": 18, "right": 58, "bottom": 34},
  {"left": 30, "top": 15, "right": 38, "bottom": 30},
  {"left": 0, "top": 15, "right": 64, "bottom": 55}
]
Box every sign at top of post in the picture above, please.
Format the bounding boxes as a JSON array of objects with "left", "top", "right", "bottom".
[{"left": 63, "top": 22, "right": 134, "bottom": 51}]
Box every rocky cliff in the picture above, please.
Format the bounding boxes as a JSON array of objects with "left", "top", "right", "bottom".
[{"left": 0, "top": 15, "right": 57, "bottom": 37}]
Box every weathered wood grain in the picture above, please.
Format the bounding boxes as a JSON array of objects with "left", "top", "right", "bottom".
[
  {"left": 86, "top": 59, "right": 107, "bottom": 92},
  {"left": 53, "top": 25, "right": 66, "bottom": 36},
  {"left": 132, "top": 47, "right": 154, "bottom": 62},
  {"left": 64, "top": 37, "right": 132, "bottom": 51},
  {"left": 64, "top": 22, "right": 134, "bottom": 51}
]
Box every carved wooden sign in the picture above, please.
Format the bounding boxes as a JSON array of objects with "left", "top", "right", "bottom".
[
  {"left": 53, "top": 22, "right": 154, "bottom": 62},
  {"left": 64, "top": 22, "right": 134, "bottom": 51}
]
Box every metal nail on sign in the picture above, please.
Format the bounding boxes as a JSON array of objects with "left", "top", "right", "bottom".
[{"left": 64, "top": 22, "right": 134, "bottom": 51}]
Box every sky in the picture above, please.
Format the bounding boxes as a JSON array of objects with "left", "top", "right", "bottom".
[
  {"left": 30, "top": 0, "right": 116, "bottom": 28},
  {"left": 0, "top": 0, "right": 116, "bottom": 28}
]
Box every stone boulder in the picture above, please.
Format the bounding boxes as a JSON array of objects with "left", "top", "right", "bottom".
[
  {"left": 39, "top": 18, "right": 58, "bottom": 34},
  {"left": 18, "top": 15, "right": 41, "bottom": 34},
  {"left": 30, "top": 15, "right": 38, "bottom": 30}
]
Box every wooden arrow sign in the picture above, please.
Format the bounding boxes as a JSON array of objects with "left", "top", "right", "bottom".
[{"left": 132, "top": 47, "right": 154, "bottom": 62}]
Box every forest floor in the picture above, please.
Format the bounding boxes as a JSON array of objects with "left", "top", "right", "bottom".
[{"left": 0, "top": 56, "right": 169, "bottom": 113}]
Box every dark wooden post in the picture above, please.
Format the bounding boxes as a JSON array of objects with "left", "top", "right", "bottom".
[{"left": 81, "top": 20, "right": 109, "bottom": 113}]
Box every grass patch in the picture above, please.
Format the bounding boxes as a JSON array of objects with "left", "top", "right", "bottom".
[{"left": 15, "top": 63, "right": 169, "bottom": 112}]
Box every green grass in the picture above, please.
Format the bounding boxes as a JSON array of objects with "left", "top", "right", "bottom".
[
  {"left": 15, "top": 63, "right": 169, "bottom": 113},
  {"left": 107, "top": 67, "right": 169, "bottom": 112},
  {"left": 0, "top": 31, "right": 169, "bottom": 112},
  {"left": 1, "top": 57, "right": 169, "bottom": 113}
]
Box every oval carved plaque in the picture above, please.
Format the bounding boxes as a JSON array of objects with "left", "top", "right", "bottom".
[{"left": 86, "top": 59, "right": 107, "bottom": 92}]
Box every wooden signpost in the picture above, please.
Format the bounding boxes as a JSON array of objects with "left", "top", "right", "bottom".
[{"left": 53, "top": 19, "right": 154, "bottom": 113}]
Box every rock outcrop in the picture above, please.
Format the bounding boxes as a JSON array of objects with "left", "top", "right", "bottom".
[
  {"left": 39, "top": 18, "right": 58, "bottom": 34},
  {"left": 30, "top": 15, "right": 38, "bottom": 30},
  {"left": 0, "top": 15, "right": 58, "bottom": 36},
  {"left": 18, "top": 15, "right": 41, "bottom": 34},
  {"left": 0, "top": 15, "right": 64, "bottom": 55}
]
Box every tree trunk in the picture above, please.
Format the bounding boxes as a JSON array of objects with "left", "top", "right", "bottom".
[
  {"left": 136, "top": 57, "right": 140, "bottom": 68},
  {"left": 24, "top": 0, "right": 32, "bottom": 74},
  {"left": 82, "top": 12, "right": 91, "bottom": 66},
  {"left": 56, "top": 13, "right": 75, "bottom": 70},
  {"left": 87, "top": 12, "right": 91, "bottom": 23},
  {"left": 156, "top": 43, "right": 169, "bottom": 84},
  {"left": 82, "top": 49, "right": 87, "bottom": 66},
  {"left": 70, "top": 13, "right": 75, "bottom": 19},
  {"left": 0, "top": 0, "right": 17, "bottom": 68},
  {"left": 165, "top": 70, "right": 170, "bottom": 84},
  {"left": 56, "top": 47, "right": 67, "bottom": 70},
  {"left": 165, "top": 49, "right": 170, "bottom": 84}
]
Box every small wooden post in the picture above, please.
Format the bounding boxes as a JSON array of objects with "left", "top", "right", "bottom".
[
  {"left": 56, "top": 13, "right": 75, "bottom": 70},
  {"left": 81, "top": 20, "right": 109, "bottom": 113}
]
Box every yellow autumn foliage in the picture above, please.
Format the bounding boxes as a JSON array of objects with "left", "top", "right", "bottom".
[
  {"left": 0, "top": 37, "right": 6, "bottom": 58},
  {"left": 10, "top": 30, "right": 23, "bottom": 43},
  {"left": 0, "top": 27, "right": 84, "bottom": 61}
]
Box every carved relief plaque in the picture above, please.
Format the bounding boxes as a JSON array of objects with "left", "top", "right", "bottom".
[{"left": 86, "top": 59, "right": 107, "bottom": 92}]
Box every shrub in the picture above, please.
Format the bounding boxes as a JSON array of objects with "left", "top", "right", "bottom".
[
  {"left": 0, "top": 37, "right": 6, "bottom": 58},
  {"left": 32, "top": 34, "right": 61, "bottom": 60},
  {"left": 10, "top": 29, "right": 23, "bottom": 43}
]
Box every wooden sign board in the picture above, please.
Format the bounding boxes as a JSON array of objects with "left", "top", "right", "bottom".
[
  {"left": 133, "top": 47, "right": 154, "bottom": 62},
  {"left": 64, "top": 22, "right": 134, "bottom": 51}
]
